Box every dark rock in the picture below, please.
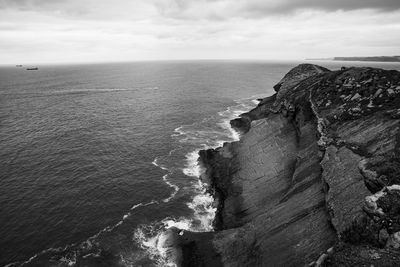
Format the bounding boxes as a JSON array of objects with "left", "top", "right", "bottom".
[
  {"left": 369, "top": 157, "right": 400, "bottom": 189},
  {"left": 386, "top": 232, "right": 400, "bottom": 249},
  {"left": 379, "top": 229, "right": 389, "bottom": 246},
  {"left": 321, "top": 146, "right": 371, "bottom": 236},
  {"left": 230, "top": 117, "right": 251, "bottom": 134},
  {"left": 325, "top": 243, "right": 400, "bottom": 266},
  {"left": 273, "top": 63, "right": 329, "bottom": 103},
  {"left": 230, "top": 94, "right": 277, "bottom": 134},
  {"left": 174, "top": 64, "right": 400, "bottom": 267}
]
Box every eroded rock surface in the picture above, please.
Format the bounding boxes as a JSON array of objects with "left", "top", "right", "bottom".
[
  {"left": 321, "top": 146, "right": 370, "bottom": 236},
  {"left": 273, "top": 63, "right": 329, "bottom": 103},
  {"left": 173, "top": 64, "right": 400, "bottom": 266}
]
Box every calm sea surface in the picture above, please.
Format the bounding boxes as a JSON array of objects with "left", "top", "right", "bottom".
[{"left": 1, "top": 60, "right": 399, "bottom": 266}]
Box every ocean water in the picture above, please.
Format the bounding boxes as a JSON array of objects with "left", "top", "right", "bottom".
[{"left": 1, "top": 60, "right": 399, "bottom": 266}]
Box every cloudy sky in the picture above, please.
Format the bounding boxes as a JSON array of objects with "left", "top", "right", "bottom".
[{"left": 0, "top": 0, "right": 399, "bottom": 64}]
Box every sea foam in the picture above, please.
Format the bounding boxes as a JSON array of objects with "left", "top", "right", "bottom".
[
  {"left": 8, "top": 96, "right": 262, "bottom": 267},
  {"left": 136, "top": 96, "right": 262, "bottom": 266}
]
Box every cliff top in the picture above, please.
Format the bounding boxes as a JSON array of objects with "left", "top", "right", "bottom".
[{"left": 173, "top": 63, "right": 400, "bottom": 267}]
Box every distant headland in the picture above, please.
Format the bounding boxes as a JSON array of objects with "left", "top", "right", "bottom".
[
  {"left": 307, "top": 56, "right": 400, "bottom": 62},
  {"left": 334, "top": 56, "right": 400, "bottom": 62}
]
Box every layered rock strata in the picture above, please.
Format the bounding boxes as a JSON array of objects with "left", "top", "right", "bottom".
[{"left": 170, "top": 64, "right": 400, "bottom": 266}]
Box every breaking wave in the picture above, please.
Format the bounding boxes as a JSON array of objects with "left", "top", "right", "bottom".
[
  {"left": 7, "top": 96, "right": 262, "bottom": 267},
  {"left": 6, "top": 200, "right": 158, "bottom": 267},
  {"left": 134, "top": 96, "right": 261, "bottom": 266}
]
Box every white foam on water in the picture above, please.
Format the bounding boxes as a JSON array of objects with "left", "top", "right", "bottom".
[
  {"left": 188, "top": 179, "right": 217, "bottom": 231},
  {"left": 182, "top": 150, "right": 202, "bottom": 177},
  {"left": 5, "top": 246, "right": 70, "bottom": 267},
  {"left": 136, "top": 96, "right": 262, "bottom": 266},
  {"left": 152, "top": 157, "right": 168, "bottom": 171},
  {"left": 134, "top": 222, "right": 178, "bottom": 267},
  {"left": 8, "top": 200, "right": 158, "bottom": 267},
  {"left": 216, "top": 119, "right": 240, "bottom": 143},
  {"left": 89, "top": 202, "right": 150, "bottom": 241},
  {"left": 6, "top": 95, "right": 267, "bottom": 267},
  {"left": 152, "top": 157, "right": 180, "bottom": 203},
  {"left": 10, "top": 96, "right": 264, "bottom": 267},
  {"left": 162, "top": 174, "right": 179, "bottom": 203},
  {"left": 162, "top": 218, "right": 192, "bottom": 230},
  {"left": 59, "top": 253, "right": 77, "bottom": 267},
  {"left": 171, "top": 126, "right": 184, "bottom": 137}
]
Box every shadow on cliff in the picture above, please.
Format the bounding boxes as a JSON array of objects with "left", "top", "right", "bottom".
[{"left": 170, "top": 64, "right": 400, "bottom": 267}]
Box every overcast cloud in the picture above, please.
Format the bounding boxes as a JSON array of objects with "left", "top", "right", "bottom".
[{"left": 0, "top": 0, "right": 399, "bottom": 64}]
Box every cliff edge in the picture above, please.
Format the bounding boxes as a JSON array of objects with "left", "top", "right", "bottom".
[{"left": 171, "top": 64, "right": 400, "bottom": 266}]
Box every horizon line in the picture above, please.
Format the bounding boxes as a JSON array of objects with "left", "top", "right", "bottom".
[{"left": 1, "top": 57, "right": 400, "bottom": 66}]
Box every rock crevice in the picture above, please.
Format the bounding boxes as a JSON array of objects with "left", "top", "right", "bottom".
[{"left": 171, "top": 64, "right": 400, "bottom": 266}]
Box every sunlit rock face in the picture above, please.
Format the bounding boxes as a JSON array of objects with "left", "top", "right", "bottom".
[{"left": 172, "top": 64, "right": 400, "bottom": 267}]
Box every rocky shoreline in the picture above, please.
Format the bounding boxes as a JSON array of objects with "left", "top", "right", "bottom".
[{"left": 168, "top": 64, "right": 400, "bottom": 266}]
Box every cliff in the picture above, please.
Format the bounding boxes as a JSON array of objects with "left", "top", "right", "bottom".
[{"left": 169, "top": 64, "right": 400, "bottom": 266}]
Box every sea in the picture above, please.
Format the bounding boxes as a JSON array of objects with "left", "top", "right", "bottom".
[{"left": 1, "top": 60, "right": 400, "bottom": 267}]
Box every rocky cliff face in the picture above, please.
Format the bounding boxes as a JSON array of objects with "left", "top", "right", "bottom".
[{"left": 171, "top": 64, "right": 400, "bottom": 266}]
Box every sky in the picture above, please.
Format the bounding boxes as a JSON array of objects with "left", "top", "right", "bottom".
[{"left": 0, "top": 0, "right": 399, "bottom": 64}]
